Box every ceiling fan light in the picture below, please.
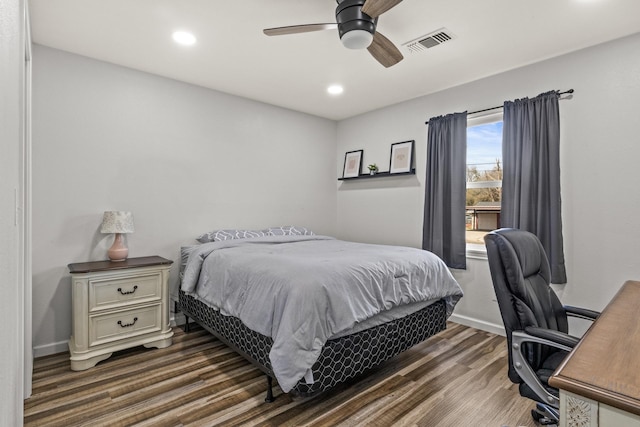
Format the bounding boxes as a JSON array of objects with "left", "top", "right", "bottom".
[{"left": 341, "top": 29, "right": 374, "bottom": 49}]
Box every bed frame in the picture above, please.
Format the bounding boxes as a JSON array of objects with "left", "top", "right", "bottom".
[{"left": 179, "top": 289, "right": 447, "bottom": 401}]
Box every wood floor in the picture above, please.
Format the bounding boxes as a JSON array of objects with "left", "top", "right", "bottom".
[{"left": 25, "top": 322, "right": 539, "bottom": 427}]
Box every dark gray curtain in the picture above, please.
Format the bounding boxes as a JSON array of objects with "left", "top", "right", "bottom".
[
  {"left": 502, "top": 91, "right": 567, "bottom": 283},
  {"left": 422, "top": 112, "right": 467, "bottom": 269}
]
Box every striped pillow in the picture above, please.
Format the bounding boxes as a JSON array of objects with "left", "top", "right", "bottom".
[
  {"left": 196, "top": 229, "right": 268, "bottom": 243},
  {"left": 267, "top": 226, "right": 315, "bottom": 236}
]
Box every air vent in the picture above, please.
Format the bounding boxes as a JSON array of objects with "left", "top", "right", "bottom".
[{"left": 403, "top": 28, "right": 455, "bottom": 54}]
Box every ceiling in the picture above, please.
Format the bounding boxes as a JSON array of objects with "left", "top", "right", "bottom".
[{"left": 29, "top": 0, "right": 640, "bottom": 121}]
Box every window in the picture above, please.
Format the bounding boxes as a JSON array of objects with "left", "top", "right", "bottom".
[{"left": 466, "top": 113, "right": 503, "bottom": 251}]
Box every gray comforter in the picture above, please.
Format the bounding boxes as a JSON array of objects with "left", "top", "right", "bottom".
[{"left": 181, "top": 235, "right": 463, "bottom": 392}]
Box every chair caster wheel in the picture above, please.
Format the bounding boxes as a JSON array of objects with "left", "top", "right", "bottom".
[
  {"left": 531, "top": 409, "right": 557, "bottom": 425},
  {"left": 531, "top": 409, "right": 543, "bottom": 421}
]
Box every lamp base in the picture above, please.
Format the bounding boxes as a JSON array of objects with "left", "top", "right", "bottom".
[{"left": 108, "top": 233, "right": 129, "bottom": 262}]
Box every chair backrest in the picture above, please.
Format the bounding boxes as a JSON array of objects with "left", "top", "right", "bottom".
[{"left": 484, "top": 228, "right": 568, "bottom": 383}]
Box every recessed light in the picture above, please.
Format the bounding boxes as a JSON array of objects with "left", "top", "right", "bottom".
[
  {"left": 327, "top": 85, "right": 344, "bottom": 95},
  {"left": 172, "top": 31, "right": 197, "bottom": 46}
]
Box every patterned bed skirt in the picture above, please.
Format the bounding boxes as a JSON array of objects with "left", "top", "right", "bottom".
[{"left": 178, "top": 289, "right": 447, "bottom": 395}]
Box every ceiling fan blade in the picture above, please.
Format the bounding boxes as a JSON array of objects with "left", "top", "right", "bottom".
[
  {"left": 263, "top": 23, "right": 338, "bottom": 37},
  {"left": 361, "top": 0, "right": 403, "bottom": 18},
  {"left": 367, "top": 31, "right": 403, "bottom": 68}
]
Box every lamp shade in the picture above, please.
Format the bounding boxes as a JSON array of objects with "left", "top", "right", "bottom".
[{"left": 100, "top": 211, "right": 135, "bottom": 234}]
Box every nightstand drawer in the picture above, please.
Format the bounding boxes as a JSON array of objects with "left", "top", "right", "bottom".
[
  {"left": 89, "top": 272, "right": 162, "bottom": 312},
  {"left": 89, "top": 304, "right": 161, "bottom": 347}
]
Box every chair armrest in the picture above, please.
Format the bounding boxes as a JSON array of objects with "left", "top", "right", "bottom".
[
  {"left": 524, "top": 326, "right": 580, "bottom": 349},
  {"left": 564, "top": 305, "right": 600, "bottom": 321},
  {"left": 511, "top": 330, "right": 576, "bottom": 408}
]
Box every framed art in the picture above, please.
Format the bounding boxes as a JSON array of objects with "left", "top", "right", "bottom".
[
  {"left": 342, "top": 150, "right": 363, "bottom": 178},
  {"left": 389, "top": 140, "right": 414, "bottom": 174}
]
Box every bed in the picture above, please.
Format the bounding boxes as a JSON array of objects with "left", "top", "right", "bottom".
[{"left": 179, "top": 229, "right": 463, "bottom": 400}]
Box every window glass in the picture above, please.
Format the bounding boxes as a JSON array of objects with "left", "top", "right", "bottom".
[{"left": 466, "top": 119, "right": 503, "bottom": 246}]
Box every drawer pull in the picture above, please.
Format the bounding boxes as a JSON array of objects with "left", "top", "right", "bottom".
[
  {"left": 117, "top": 285, "right": 138, "bottom": 295},
  {"left": 117, "top": 317, "right": 138, "bottom": 328}
]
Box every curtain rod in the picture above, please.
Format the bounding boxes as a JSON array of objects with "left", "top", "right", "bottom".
[{"left": 424, "top": 89, "right": 574, "bottom": 125}]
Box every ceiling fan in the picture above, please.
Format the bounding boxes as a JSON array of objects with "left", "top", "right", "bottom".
[{"left": 263, "top": 0, "right": 404, "bottom": 68}]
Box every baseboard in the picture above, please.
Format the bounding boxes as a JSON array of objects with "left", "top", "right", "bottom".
[
  {"left": 33, "top": 340, "right": 69, "bottom": 358},
  {"left": 449, "top": 313, "right": 505, "bottom": 337}
]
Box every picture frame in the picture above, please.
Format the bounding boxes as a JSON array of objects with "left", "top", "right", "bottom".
[
  {"left": 389, "top": 140, "right": 415, "bottom": 174},
  {"left": 342, "top": 149, "right": 363, "bottom": 178}
]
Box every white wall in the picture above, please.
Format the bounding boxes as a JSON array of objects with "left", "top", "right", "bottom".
[
  {"left": 0, "top": 0, "right": 26, "bottom": 423},
  {"left": 337, "top": 33, "right": 640, "bottom": 334},
  {"left": 31, "top": 33, "right": 640, "bottom": 355},
  {"left": 32, "top": 45, "right": 338, "bottom": 355}
]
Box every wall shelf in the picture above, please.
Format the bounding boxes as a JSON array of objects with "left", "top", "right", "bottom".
[{"left": 338, "top": 169, "right": 416, "bottom": 181}]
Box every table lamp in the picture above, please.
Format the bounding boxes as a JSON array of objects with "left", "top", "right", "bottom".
[{"left": 100, "top": 211, "right": 135, "bottom": 261}]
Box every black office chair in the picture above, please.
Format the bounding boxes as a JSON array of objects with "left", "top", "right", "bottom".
[{"left": 484, "top": 228, "right": 599, "bottom": 425}]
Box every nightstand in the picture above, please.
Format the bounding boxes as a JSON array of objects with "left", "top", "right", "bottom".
[{"left": 68, "top": 256, "right": 174, "bottom": 371}]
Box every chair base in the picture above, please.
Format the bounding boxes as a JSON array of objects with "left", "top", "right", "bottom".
[{"left": 532, "top": 402, "right": 559, "bottom": 425}]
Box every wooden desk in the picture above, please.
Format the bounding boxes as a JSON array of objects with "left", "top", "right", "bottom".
[{"left": 550, "top": 280, "right": 640, "bottom": 426}]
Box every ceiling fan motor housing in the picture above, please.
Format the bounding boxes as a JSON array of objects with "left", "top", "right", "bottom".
[{"left": 336, "top": 0, "right": 378, "bottom": 47}]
